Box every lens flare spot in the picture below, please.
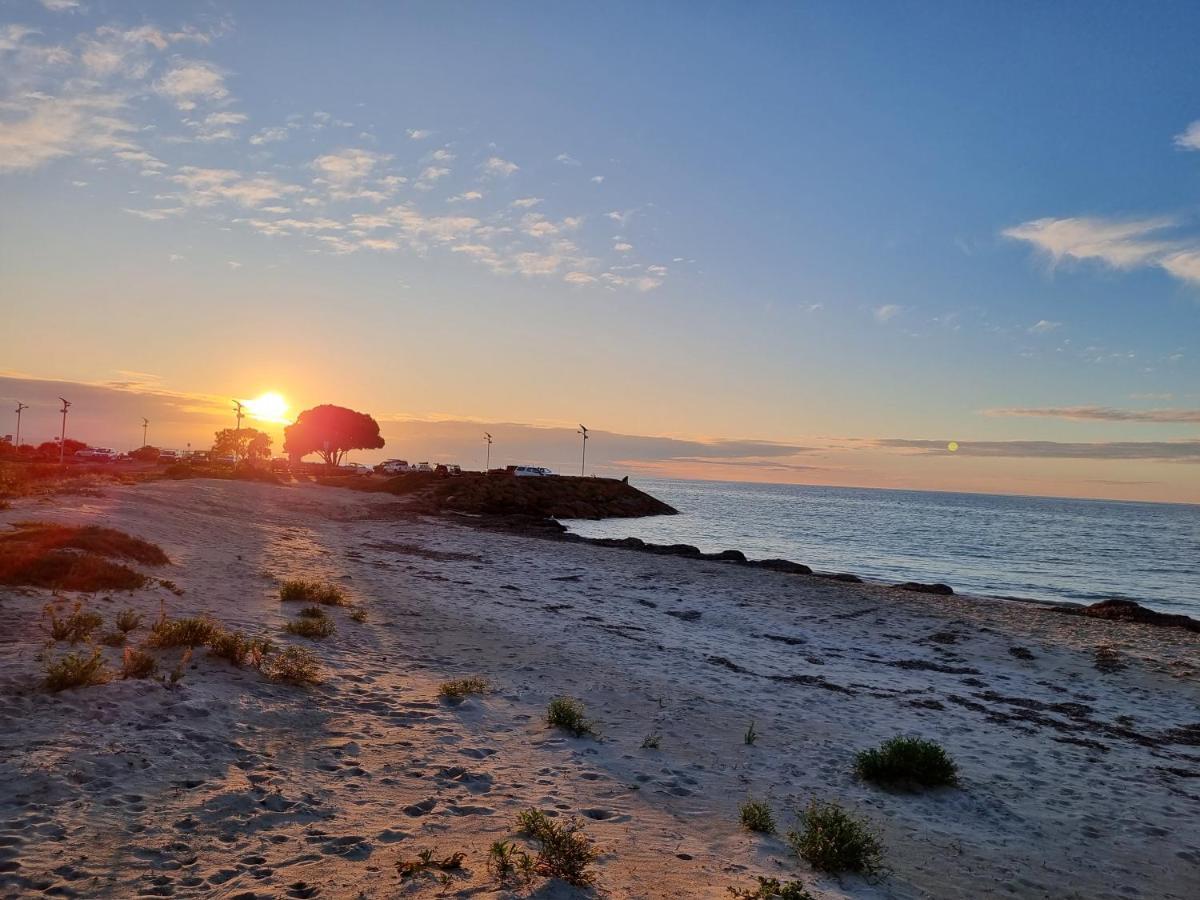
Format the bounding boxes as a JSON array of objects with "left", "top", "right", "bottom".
[
  {"left": 947, "top": 441, "right": 959, "bottom": 452},
  {"left": 243, "top": 391, "right": 290, "bottom": 423}
]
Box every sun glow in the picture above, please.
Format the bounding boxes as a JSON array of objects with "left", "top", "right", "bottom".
[{"left": 243, "top": 391, "right": 290, "bottom": 424}]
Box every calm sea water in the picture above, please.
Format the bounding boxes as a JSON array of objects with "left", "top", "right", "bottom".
[{"left": 565, "top": 478, "right": 1200, "bottom": 616}]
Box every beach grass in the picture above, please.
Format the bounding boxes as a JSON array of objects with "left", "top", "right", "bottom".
[
  {"left": 261, "top": 646, "right": 322, "bottom": 684},
  {"left": 515, "top": 808, "right": 599, "bottom": 886},
  {"left": 45, "top": 601, "right": 103, "bottom": 644},
  {"left": 44, "top": 648, "right": 110, "bottom": 692},
  {"left": 740, "top": 799, "right": 776, "bottom": 833},
  {"left": 728, "top": 876, "right": 816, "bottom": 899},
  {"left": 438, "top": 676, "right": 488, "bottom": 701},
  {"left": 546, "top": 696, "right": 596, "bottom": 737},
  {"left": 279, "top": 579, "right": 348, "bottom": 606},
  {"left": 855, "top": 736, "right": 958, "bottom": 788}
]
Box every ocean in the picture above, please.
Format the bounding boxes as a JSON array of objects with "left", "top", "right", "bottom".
[{"left": 564, "top": 478, "right": 1200, "bottom": 617}]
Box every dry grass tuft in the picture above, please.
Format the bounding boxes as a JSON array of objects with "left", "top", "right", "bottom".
[
  {"left": 728, "top": 876, "right": 816, "bottom": 899},
  {"left": 121, "top": 647, "right": 158, "bottom": 679},
  {"left": 279, "top": 579, "right": 348, "bottom": 606},
  {"left": 45, "top": 648, "right": 110, "bottom": 691},
  {"left": 396, "top": 848, "right": 466, "bottom": 880},
  {"left": 285, "top": 607, "right": 335, "bottom": 639},
  {"left": 438, "top": 676, "right": 489, "bottom": 701},
  {"left": 147, "top": 614, "right": 218, "bottom": 648},
  {"left": 207, "top": 629, "right": 273, "bottom": 666},
  {"left": 45, "top": 601, "right": 103, "bottom": 643},
  {"left": 115, "top": 608, "right": 142, "bottom": 633},
  {"left": 262, "top": 645, "right": 322, "bottom": 684}
]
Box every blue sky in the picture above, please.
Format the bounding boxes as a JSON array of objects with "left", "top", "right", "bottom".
[{"left": 1, "top": 1, "right": 1198, "bottom": 500}]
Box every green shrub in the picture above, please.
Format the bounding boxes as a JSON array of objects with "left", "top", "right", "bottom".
[
  {"left": 279, "top": 579, "right": 348, "bottom": 606},
  {"left": 514, "top": 808, "right": 598, "bottom": 886},
  {"left": 45, "top": 602, "right": 103, "bottom": 643},
  {"left": 787, "top": 800, "right": 883, "bottom": 875},
  {"left": 45, "top": 649, "right": 110, "bottom": 691},
  {"left": 744, "top": 720, "right": 759, "bottom": 745},
  {"left": 740, "top": 799, "right": 776, "bottom": 834},
  {"left": 99, "top": 630, "right": 127, "bottom": 647},
  {"left": 728, "top": 876, "right": 815, "bottom": 899},
  {"left": 546, "top": 696, "right": 596, "bottom": 737},
  {"left": 262, "top": 646, "right": 321, "bottom": 684},
  {"left": 854, "top": 736, "right": 958, "bottom": 788},
  {"left": 486, "top": 840, "right": 533, "bottom": 883},
  {"left": 641, "top": 732, "right": 662, "bottom": 749},
  {"left": 438, "top": 677, "right": 488, "bottom": 701},
  {"left": 121, "top": 647, "right": 158, "bottom": 679}
]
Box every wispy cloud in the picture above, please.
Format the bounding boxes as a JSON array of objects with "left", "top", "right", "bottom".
[
  {"left": 1174, "top": 120, "right": 1200, "bottom": 151},
  {"left": 1004, "top": 215, "right": 1200, "bottom": 286},
  {"left": 482, "top": 156, "right": 518, "bottom": 177},
  {"left": 877, "top": 438, "right": 1200, "bottom": 462},
  {"left": 983, "top": 406, "right": 1200, "bottom": 424},
  {"left": 873, "top": 304, "right": 902, "bottom": 323},
  {"left": 155, "top": 60, "right": 228, "bottom": 110}
]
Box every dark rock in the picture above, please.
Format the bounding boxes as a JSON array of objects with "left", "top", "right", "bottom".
[
  {"left": 1054, "top": 599, "right": 1200, "bottom": 633},
  {"left": 667, "top": 609, "right": 702, "bottom": 622},
  {"left": 707, "top": 549, "right": 748, "bottom": 562},
  {"left": 646, "top": 543, "right": 703, "bottom": 558},
  {"left": 896, "top": 581, "right": 955, "bottom": 596},
  {"left": 754, "top": 558, "right": 813, "bottom": 574},
  {"left": 814, "top": 572, "right": 862, "bottom": 583}
]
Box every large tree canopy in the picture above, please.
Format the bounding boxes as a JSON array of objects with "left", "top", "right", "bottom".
[
  {"left": 212, "top": 427, "right": 272, "bottom": 461},
  {"left": 283, "top": 405, "right": 384, "bottom": 467}
]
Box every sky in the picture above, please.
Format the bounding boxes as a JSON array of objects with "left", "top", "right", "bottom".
[{"left": 1, "top": 0, "right": 1198, "bottom": 503}]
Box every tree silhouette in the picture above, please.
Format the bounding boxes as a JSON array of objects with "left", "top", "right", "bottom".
[
  {"left": 212, "top": 427, "right": 272, "bottom": 461},
  {"left": 283, "top": 405, "right": 384, "bottom": 467}
]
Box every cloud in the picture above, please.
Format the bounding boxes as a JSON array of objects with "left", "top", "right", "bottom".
[
  {"left": 0, "top": 90, "right": 137, "bottom": 171},
  {"left": 448, "top": 191, "right": 483, "bottom": 202},
  {"left": 249, "top": 125, "right": 288, "bottom": 145},
  {"left": 123, "top": 206, "right": 183, "bottom": 220},
  {"left": 983, "top": 406, "right": 1200, "bottom": 424},
  {"left": 511, "top": 197, "right": 542, "bottom": 208},
  {"left": 1174, "top": 120, "right": 1200, "bottom": 151},
  {"left": 590, "top": 175, "right": 604, "bottom": 183},
  {"left": 876, "top": 438, "right": 1200, "bottom": 462},
  {"left": 1004, "top": 215, "right": 1200, "bottom": 285},
  {"left": 613, "top": 241, "right": 633, "bottom": 253},
  {"left": 170, "top": 166, "right": 301, "bottom": 208},
  {"left": 564, "top": 271, "right": 596, "bottom": 285},
  {"left": 313, "top": 147, "right": 386, "bottom": 184},
  {"left": 1027, "top": 319, "right": 1061, "bottom": 334},
  {"left": 406, "top": 128, "right": 432, "bottom": 140},
  {"left": 482, "top": 156, "right": 518, "bottom": 177},
  {"left": 155, "top": 60, "right": 228, "bottom": 109},
  {"left": 41, "top": 0, "right": 82, "bottom": 12},
  {"left": 555, "top": 153, "right": 579, "bottom": 165},
  {"left": 873, "top": 304, "right": 902, "bottom": 323}
]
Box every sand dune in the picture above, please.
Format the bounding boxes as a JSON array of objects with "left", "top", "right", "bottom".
[{"left": 1, "top": 478, "right": 1197, "bottom": 898}]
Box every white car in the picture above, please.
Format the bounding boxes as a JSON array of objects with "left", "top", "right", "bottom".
[
  {"left": 512, "top": 465, "right": 553, "bottom": 477},
  {"left": 376, "top": 459, "right": 410, "bottom": 474},
  {"left": 415, "top": 462, "right": 433, "bottom": 472},
  {"left": 339, "top": 462, "right": 373, "bottom": 476},
  {"left": 77, "top": 448, "right": 117, "bottom": 461}
]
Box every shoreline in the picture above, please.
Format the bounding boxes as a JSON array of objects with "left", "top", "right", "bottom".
[{"left": 2, "top": 478, "right": 1198, "bottom": 898}]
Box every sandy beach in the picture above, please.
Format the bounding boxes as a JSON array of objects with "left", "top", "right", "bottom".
[{"left": 1, "top": 477, "right": 1197, "bottom": 899}]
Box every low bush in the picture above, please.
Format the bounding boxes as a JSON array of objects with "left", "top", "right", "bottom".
[
  {"left": 147, "top": 615, "right": 217, "bottom": 648},
  {"left": 349, "top": 606, "right": 368, "bottom": 623},
  {"left": 740, "top": 799, "right": 776, "bottom": 834},
  {"left": 45, "top": 602, "right": 103, "bottom": 643},
  {"left": 279, "top": 579, "right": 348, "bottom": 606},
  {"left": 45, "top": 649, "right": 110, "bottom": 691},
  {"left": 438, "top": 677, "right": 488, "bottom": 701},
  {"left": 854, "top": 736, "right": 958, "bottom": 788},
  {"left": 487, "top": 840, "right": 534, "bottom": 883},
  {"left": 0, "top": 522, "right": 168, "bottom": 565},
  {"left": 285, "top": 609, "right": 335, "bottom": 638},
  {"left": 115, "top": 608, "right": 142, "bottom": 633},
  {"left": 99, "top": 630, "right": 127, "bottom": 647},
  {"left": 787, "top": 800, "right": 883, "bottom": 875},
  {"left": 5, "top": 548, "right": 146, "bottom": 591},
  {"left": 262, "top": 646, "right": 321, "bottom": 684},
  {"left": 121, "top": 647, "right": 158, "bottom": 679},
  {"left": 515, "top": 808, "right": 599, "bottom": 887},
  {"left": 728, "top": 876, "right": 815, "bottom": 899},
  {"left": 207, "top": 629, "right": 272, "bottom": 666},
  {"left": 546, "top": 696, "right": 596, "bottom": 737}
]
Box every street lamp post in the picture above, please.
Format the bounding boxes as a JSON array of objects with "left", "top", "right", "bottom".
[
  {"left": 232, "top": 401, "right": 245, "bottom": 463},
  {"left": 14, "top": 402, "right": 28, "bottom": 450},
  {"left": 58, "top": 397, "right": 71, "bottom": 464},
  {"left": 484, "top": 432, "right": 492, "bottom": 474},
  {"left": 141, "top": 417, "right": 149, "bottom": 449},
  {"left": 577, "top": 424, "right": 589, "bottom": 477}
]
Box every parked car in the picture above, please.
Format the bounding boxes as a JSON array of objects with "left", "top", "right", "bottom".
[
  {"left": 339, "top": 462, "right": 373, "bottom": 476},
  {"left": 77, "top": 448, "right": 117, "bottom": 462},
  {"left": 510, "top": 465, "right": 553, "bottom": 477},
  {"left": 375, "top": 459, "right": 410, "bottom": 474},
  {"left": 158, "top": 450, "right": 179, "bottom": 463},
  {"left": 414, "top": 462, "right": 433, "bottom": 472}
]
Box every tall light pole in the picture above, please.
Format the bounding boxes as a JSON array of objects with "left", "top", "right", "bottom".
[
  {"left": 141, "top": 417, "right": 149, "bottom": 449},
  {"left": 58, "top": 397, "right": 71, "bottom": 464},
  {"left": 232, "top": 401, "right": 245, "bottom": 463},
  {"left": 14, "top": 402, "right": 28, "bottom": 450},
  {"left": 577, "top": 424, "right": 589, "bottom": 477},
  {"left": 484, "top": 432, "right": 492, "bottom": 474}
]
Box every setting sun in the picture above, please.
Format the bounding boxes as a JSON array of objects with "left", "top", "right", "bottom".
[{"left": 242, "top": 391, "right": 290, "bottom": 424}]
